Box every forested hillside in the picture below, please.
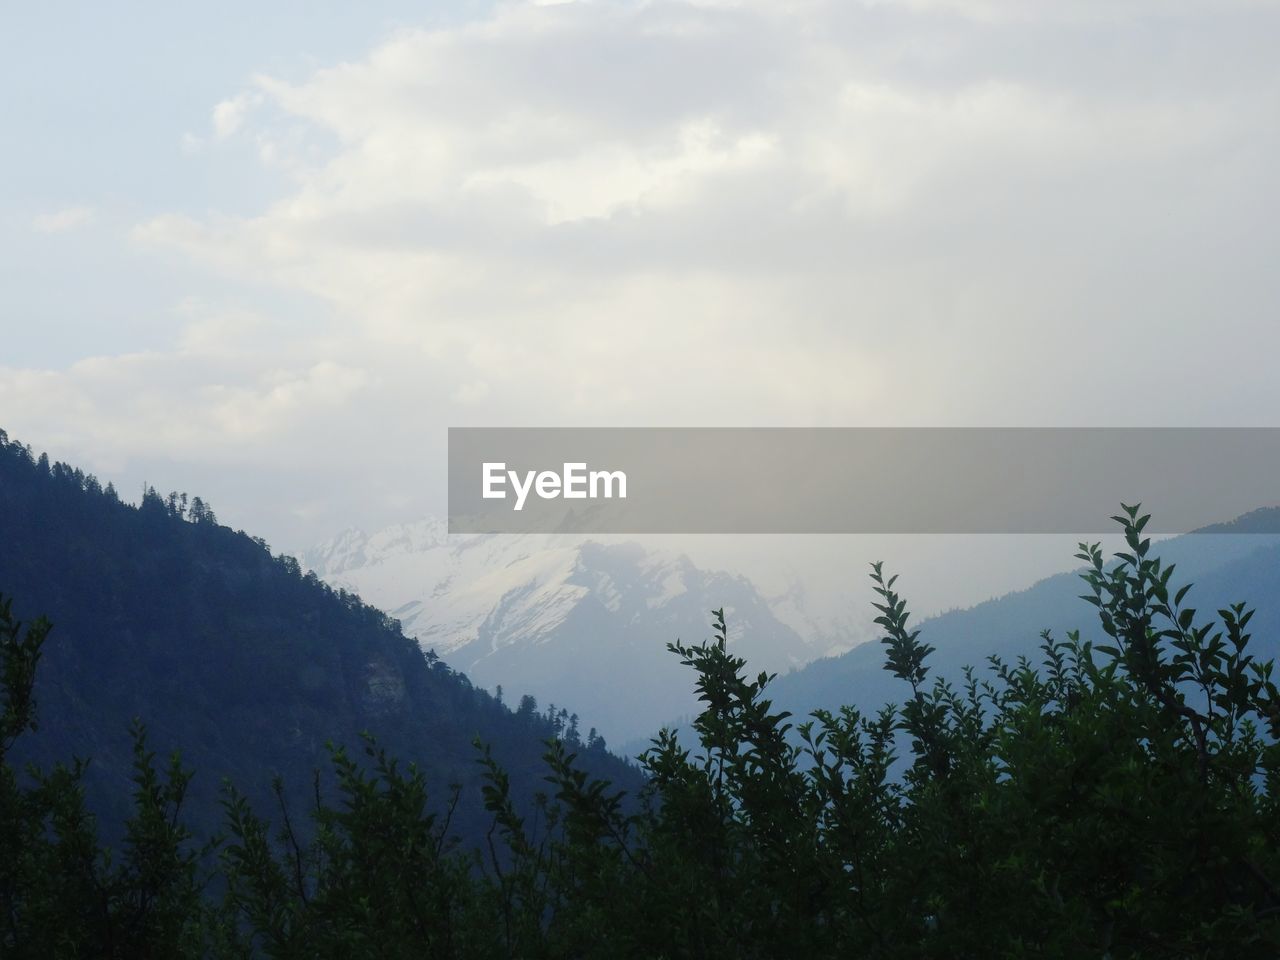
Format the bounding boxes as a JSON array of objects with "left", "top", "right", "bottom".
[{"left": 0, "top": 428, "right": 638, "bottom": 849}]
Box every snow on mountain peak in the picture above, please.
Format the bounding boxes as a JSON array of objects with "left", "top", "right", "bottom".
[{"left": 302, "top": 520, "right": 824, "bottom": 742}]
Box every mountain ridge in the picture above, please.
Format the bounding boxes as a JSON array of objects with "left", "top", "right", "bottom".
[
  {"left": 769, "top": 513, "right": 1280, "bottom": 720},
  {"left": 0, "top": 428, "right": 640, "bottom": 850}
]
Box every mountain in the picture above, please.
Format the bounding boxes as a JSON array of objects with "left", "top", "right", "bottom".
[
  {"left": 304, "top": 523, "right": 816, "bottom": 743},
  {"left": 0, "top": 429, "right": 641, "bottom": 849},
  {"left": 769, "top": 517, "right": 1280, "bottom": 721}
]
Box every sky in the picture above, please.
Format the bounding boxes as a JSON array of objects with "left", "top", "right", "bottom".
[{"left": 3, "top": 0, "right": 1279, "bottom": 615}]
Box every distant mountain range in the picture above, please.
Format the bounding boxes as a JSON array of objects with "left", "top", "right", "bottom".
[
  {"left": 303, "top": 523, "right": 822, "bottom": 743},
  {"left": 769, "top": 513, "right": 1280, "bottom": 721},
  {"left": 305, "top": 510, "right": 1280, "bottom": 753}
]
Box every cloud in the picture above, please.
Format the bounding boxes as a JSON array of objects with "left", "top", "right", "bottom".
[
  {"left": 32, "top": 206, "right": 95, "bottom": 234},
  {"left": 10, "top": 0, "right": 1280, "bottom": 545},
  {"left": 211, "top": 91, "right": 262, "bottom": 140},
  {"left": 0, "top": 347, "right": 368, "bottom": 460},
  {"left": 859, "top": 0, "right": 1280, "bottom": 24},
  {"left": 133, "top": 0, "right": 1280, "bottom": 429}
]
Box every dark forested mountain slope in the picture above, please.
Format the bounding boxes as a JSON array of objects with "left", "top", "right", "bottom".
[{"left": 0, "top": 429, "right": 640, "bottom": 848}]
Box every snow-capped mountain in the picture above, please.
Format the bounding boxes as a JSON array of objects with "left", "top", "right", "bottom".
[{"left": 302, "top": 521, "right": 820, "bottom": 744}]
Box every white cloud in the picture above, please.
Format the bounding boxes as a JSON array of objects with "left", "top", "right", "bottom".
[
  {"left": 0, "top": 349, "right": 368, "bottom": 459},
  {"left": 862, "top": 0, "right": 1280, "bottom": 24},
  {"left": 31, "top": 206, "right": 95, "bottom": 234},
  {"left": 452, "top": 380, "right": 491, "bottom": 404},
  {"left": 463, "top": 120, "right": 776, "bottom": 223},
  {"left": 211, "top": 91, "right": 262, "bottom": 140},
  {"left": 9, "top": 0, "right": 1280, "bottom": 544},
  {"left": 132, "top": 0, "right": 1279, "bottom": 430}
]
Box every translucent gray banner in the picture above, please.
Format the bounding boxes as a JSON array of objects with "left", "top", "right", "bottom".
[{"left": 447, "top": 428, "right": 1280, "bottom": 534}]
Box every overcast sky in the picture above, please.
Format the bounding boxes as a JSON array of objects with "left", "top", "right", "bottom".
[{"left": 3, "top": 0, "right": 1279, "bottom": 575}]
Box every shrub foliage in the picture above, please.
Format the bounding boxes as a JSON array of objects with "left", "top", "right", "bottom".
[{"left": 4, "top": 506, "right": 1280, "bottom": 957}]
